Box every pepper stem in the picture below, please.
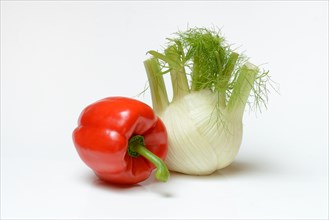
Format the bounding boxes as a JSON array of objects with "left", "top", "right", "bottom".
[{"left": 128, "top": 135, "right": 170, "bottom": 182}]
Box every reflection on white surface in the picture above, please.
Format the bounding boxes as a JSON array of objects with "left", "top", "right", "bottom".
[{"left": 1, "top": 155, "right": 327, "bottom": 219}]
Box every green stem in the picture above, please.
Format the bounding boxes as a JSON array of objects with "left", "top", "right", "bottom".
[
  {"left": 191, "top": 58, "right": 201, "bottom": 91},
  {"left": 135, "top": 145, "right": 169, "bottom": 182},
  {"left": 219, "top": 52, "right": 239, "bottom": 105},
  {"left": 128, "top": 135, "right": 170, "bottom": 182},
  {"left": 217, "top": 93, "right": 226, "bottom": 108},
  {"left": 227, "top": 62, "right": 258, "bottom": 119},
  {"left": 144, "top": 58, "right": 169, "bottom": 114},
  {"left": 165, "top": 46, "right": 190, "bottom": 101}
]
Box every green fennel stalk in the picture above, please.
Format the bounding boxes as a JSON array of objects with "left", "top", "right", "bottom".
[{"left": 144, "top": 27, "right": 270, "bottom": 119}]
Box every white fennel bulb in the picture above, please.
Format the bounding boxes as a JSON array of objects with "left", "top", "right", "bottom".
[
  {"left": 143, "top": 28, "right": 271, "bottom": 175},
  {"left": 160, "top": 90, "right": 243, "bottom": 175}
]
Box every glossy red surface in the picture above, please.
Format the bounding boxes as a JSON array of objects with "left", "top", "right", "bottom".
[{"left": 73, "top": 97, "right": 168, "bottom": 184}]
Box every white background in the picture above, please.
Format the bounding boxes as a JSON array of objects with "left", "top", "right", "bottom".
[{"left": 1, "top": 1, "right": 328, "bottom": 219}]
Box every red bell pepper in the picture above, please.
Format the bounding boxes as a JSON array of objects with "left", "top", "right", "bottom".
[{"left": 72, "top": 97, "right": 169, "bottom": 184}]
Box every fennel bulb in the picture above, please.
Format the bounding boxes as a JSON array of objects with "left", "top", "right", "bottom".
[{"left": 144, "top": 28, "right": 271, "bottom": 175}]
